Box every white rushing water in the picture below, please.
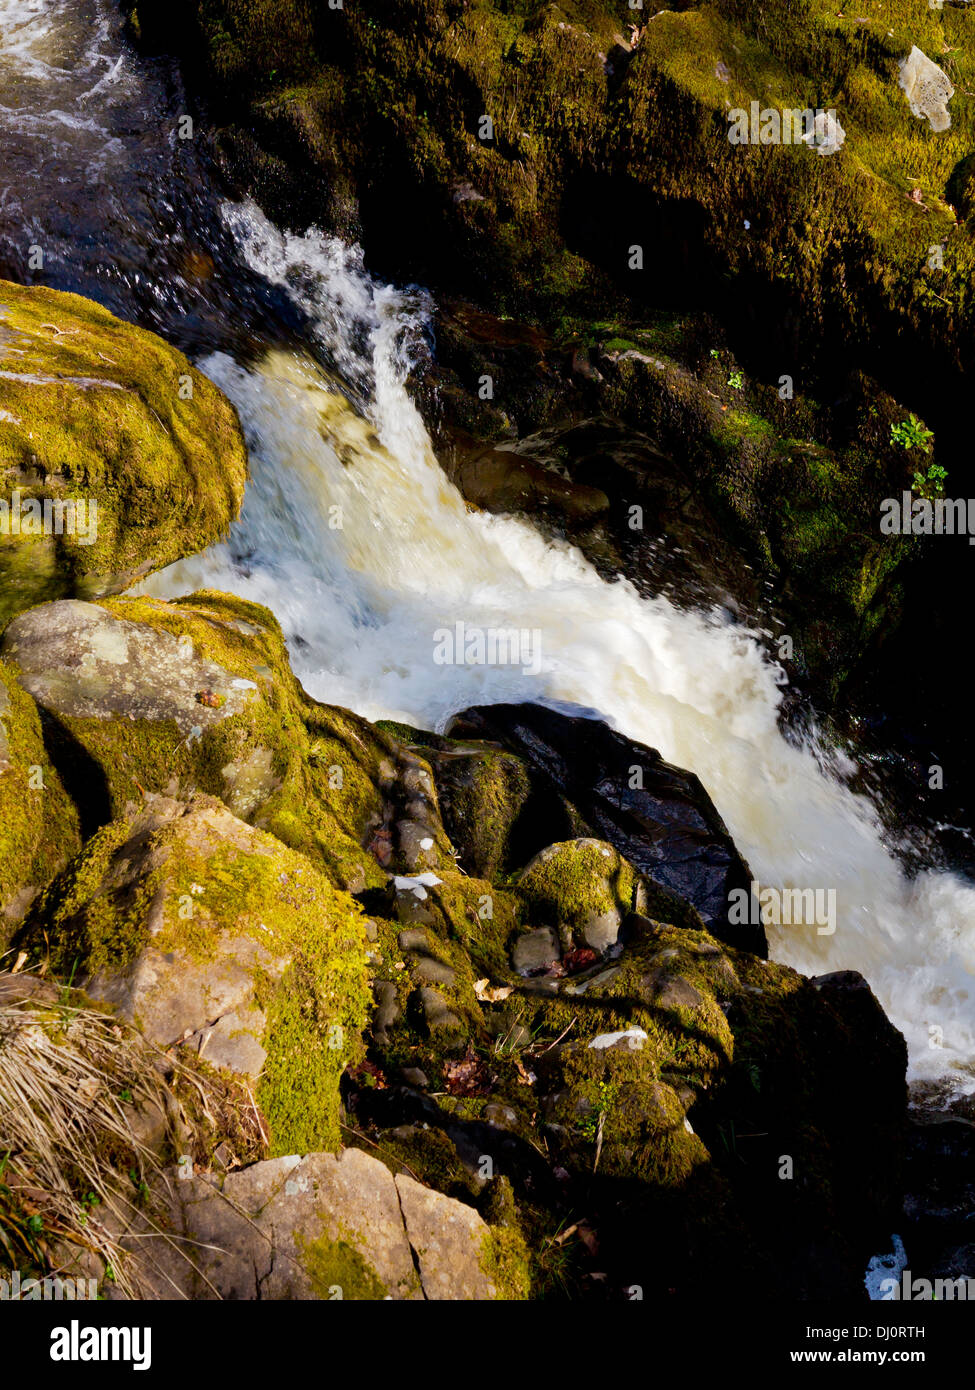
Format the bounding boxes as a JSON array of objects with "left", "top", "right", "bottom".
[{"left": 137, "top": 200, "right": 975, "bottom": 1095}]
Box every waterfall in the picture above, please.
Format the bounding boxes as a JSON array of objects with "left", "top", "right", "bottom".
[{"left": 137, "top": 199, "right": 975, "bottom": 1096}]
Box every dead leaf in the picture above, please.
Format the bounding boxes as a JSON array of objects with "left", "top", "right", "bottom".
[
  {"left": 444, "top": 1048, "right": 492, "bottom": 1097},
  {"left": 474, "top": 977, "right": 513, "bottom": 1003},
  {"left": 77, "top": 1076, "right": 100, "bottom": 1105},
  {"left": 348, "top": 1059, "right": 387, "bottom": 1090},
  {"left": 563, "top": 947, "right": 598, "bottom": 974}
]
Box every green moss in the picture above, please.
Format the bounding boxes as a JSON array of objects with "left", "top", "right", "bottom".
[
  {"left": 518, "top": 838, "right": 636, "bottom": 947},
  {"left": 480, "top": 1223, "right": 532, "bottom": 1300},
  {"left": 0, "top": 281, "right": 247, "bottom": 624},
  {"left": 353, "top": 1125, "right": 482, "bottom": 1206},
  {"left": 22, "top": 816, "right": 152, "bottom": 976},
  {"left": 428, "top": 871, "right": 523, "bottom": 980},
  {"left": 0, "top": 660, "right": 81, "bottom": 927},
  {"left": 434, "top": 747, "right": 533, "bottom": 881},
  {"left": 297, "top": 1231, "right": 388, "bottom": 1301},
  {"left": 21, "top": 793, "right": 371, "bottom": 1157},
  {"left": 14, "top": 591, "right": 389, "bottom": 893}
]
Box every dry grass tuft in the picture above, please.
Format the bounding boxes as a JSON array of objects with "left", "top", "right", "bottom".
[{"left": 0, "top": 972, "right": 174, "bottom": 1297}]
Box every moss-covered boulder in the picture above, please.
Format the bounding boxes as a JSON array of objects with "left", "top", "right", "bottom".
[
  {"left": 0, "top": 591, "right": 412, "bottom": 892},
  {"left": 0, "top": 659, "right": 80, "bottom": 928},
  {"left": 18, "top": 792, "right": 371, "bottom": 1156},
  {"left": 428, "top": 742, "right": 535, "bottom": 881},
  {"left": 0, "top": 281, "right": 247, "bottom": 623},
  {"left": 518, "top": 838, "right": 637, "bottom": 954}
]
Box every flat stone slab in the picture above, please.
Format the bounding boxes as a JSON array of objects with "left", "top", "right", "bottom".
[{"left": 134, "top": 1148, "right": 502, "bottom": 1301}]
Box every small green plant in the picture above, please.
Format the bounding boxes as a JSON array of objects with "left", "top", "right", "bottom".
[
  {"left": 891, "top": 413, "right": 934, "bottom": 453},
  {"left": 575, "top": 1080, "right": 613, "bottom": 1141},
  {"left": 77, "top": 1191, "right": 101, "bottom": 1227},
  {"left": 0, "top": 1152, "right": 47, "bottom": 1268},
  {"left": 710, "top": 348, "right": 721, "bottom": 358},
  {"left": 912, "top": 463, "right": 948, "bottom": 498},
  {"left": 128, "top": 1169, "right": 150, "bottom": 1206},
  {"left": 727, "top": 370, "right": 745, "bottom": 390}
]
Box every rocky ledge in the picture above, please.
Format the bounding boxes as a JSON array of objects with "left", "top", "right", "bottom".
[{"left": 1, "top": 581, "right": 907, "bottom": 1300}]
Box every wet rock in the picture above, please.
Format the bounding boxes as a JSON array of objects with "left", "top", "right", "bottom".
[
  {"left": 448, "top": 704, "right": 763, "bottom": 955},
  {"left": 512, "top": 926, "right": 561, "bottom": 976},
  {"left": 453, "top": 444, "right": 609, "bottom": 525}
]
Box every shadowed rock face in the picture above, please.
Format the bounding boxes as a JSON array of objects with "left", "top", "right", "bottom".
[{"left": 446, "top": 702, "right": 764, "bottom": 956}]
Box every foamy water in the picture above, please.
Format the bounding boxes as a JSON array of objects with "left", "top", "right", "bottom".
[{"left": 136, "top": 200, "right": 975, "bottom": 1094}]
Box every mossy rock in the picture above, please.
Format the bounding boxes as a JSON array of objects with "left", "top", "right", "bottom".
[
  {"left": 596, "top": 347, "right": 916, "bottom": 691},
  {"left": 18, "top": 792, "right": 372, "bottom": 1157},
  {"left": 0, "top": 659, "right": 81, "bottom": 929},
  {"left": 517, "top": 837, "right": 638, "bottom": 952},
  {"left": 0, "top": 281, "right": 247, "bottom": 624},
  {"left": 144, "top": 0, "right": 975, "bottom": 352},
  {"left": 428, "top": 744, "right": 534, "bottom": 880},
  {"left": 0, "top": 591, "right": 398, "bottom": 892}
]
